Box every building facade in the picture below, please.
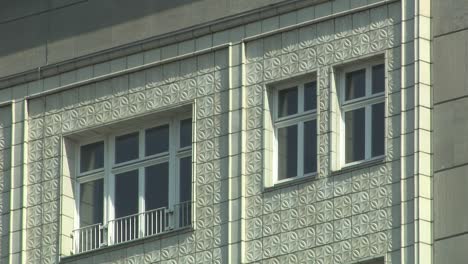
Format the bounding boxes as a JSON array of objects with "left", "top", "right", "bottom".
[{"left": 0, "top": 0, "right": 439, "bottom": 263}]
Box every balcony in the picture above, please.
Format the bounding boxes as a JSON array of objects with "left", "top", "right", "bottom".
[{"left": 72, "top": 201, "right": 191, "bottom": 254}]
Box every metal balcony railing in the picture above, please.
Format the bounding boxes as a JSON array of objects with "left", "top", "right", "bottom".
[{"left": 72, "top": 201, "right": 191, "bottom": 254}]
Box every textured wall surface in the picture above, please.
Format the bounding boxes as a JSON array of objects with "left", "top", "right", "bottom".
[{"left": 0, "top": 0, "right": 435, "bottom": 263}]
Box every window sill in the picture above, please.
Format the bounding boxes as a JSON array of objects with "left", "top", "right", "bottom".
[
  {"left": 332, "top": 156, "right": 385, "bottom": 176},
  {"left": 264, "top": 173, "right": 317, "bottom": 193},
  {"left": 60, "top": 226, "right": 193, "bottom": 263}
]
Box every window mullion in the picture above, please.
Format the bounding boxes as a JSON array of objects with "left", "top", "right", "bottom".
[{"left": 138, "top": 167, "right": 144, "bottom": 237}]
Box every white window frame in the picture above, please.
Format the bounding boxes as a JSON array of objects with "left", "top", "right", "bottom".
[
  {"left": 339, "top": 60, "right": 386, "bottom": 168},
  {"left": 272, "top": 77, "right": 318, "bottom": 184},
  {"left": 73, "top": 112, "right": 193, "bottom": 249}
]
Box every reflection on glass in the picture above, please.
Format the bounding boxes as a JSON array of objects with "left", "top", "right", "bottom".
[
  {"left": 179, "top": 157, "right": 192, "bottom": 202},
  {"left": 345, "top": 108, "right": 365, "bottom": 163},
  {"left": 278, "top": 87, "right": 298, "bottom": 118},
  {"left": 115, "top": 132, "right": 139, "bottom": 163},
  {"left": 180, "top": 119, "right": 192, "bottom": 148},
  {"left": 79, "top": 179, "right": 104, "bottom": 227},
  {"left": 80, "top": 141, "right": 104, "bottom": 173},
  {"left": 304, "top": 81, "right": 317, "bottom": 111},
  {"left": 372, "top": 64, "right": 385, "bottom": 94},
  {"left": 372, "top": 103, "right": 385, "bottom": 157},
  {"left": 115, "top": 170, "right": 139, "bottom": 218},
  {"left": 146, "top": 125, "right": 169, "bottom": 156},
  {"left": 345, "top": 69, "right": 366, "bottom": 101},
  {"left": 278, "top": 125, "right": 298, "bottom": 180},
  {"left": 145, "top": 163, "right": 169, "bottom": 210},
  {"left": 304, "top": 120, "right": 317, "bottom": 174}
]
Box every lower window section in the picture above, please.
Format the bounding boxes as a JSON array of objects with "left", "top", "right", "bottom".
[
  {"left": 345, "top": 108, "right": 366, "bottom": 163},
  {"left": 278, "top": 125, "right": 298, "bottom": 180}
]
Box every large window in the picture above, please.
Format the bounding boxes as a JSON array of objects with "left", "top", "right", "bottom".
[
  {"left": 273, "top": 79, "right": 317, "bottom": 183},
  {"left": 74, "top": 115, "right": 192, "bottom": 253},
  {"left": 340, "top": 62, "right": 385, "bottom": 166}
]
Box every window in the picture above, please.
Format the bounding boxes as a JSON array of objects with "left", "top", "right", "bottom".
[
  {"left": 273, "top": 79, "right": 317, "bottom": 183},
  {"left": 340, "top": 62, "right": 385, "bottom": 166},
  {"left": 73, "top": 115, "right": 192, "bottom": 253}
]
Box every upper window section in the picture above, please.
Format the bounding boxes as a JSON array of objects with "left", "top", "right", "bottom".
[
  {"left": 145, "top": 124, "right": 169, "bottom": 156},
  {"left": 115, "top": 132, "right": 139, "bottom": 163},
  {"left": 80, "top": 141, "right": 104, "bottom": 173}
]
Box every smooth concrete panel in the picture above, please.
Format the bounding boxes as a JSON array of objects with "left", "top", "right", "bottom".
[
  {"left": 435, "top": 233, "right": 468, "bottom": 264},
  {"left": 433, "top": 30, "right": 468, "bottom": 104},
  {"left": 434, "top": 97, "right": 468, "bottom": 171},
  {"left": 434, "top": 0, "right": 468, "bottom": 37},
  {"left": 0, "top": 0, "right": 49, "bottom": 23},
  {"left": 434, "top": 164, "right": 468, "bottom": 239},
  {"left": 0, "top": 13, "right": 47, "bottom": 78},
  {"left": 1, "top": 0, "right": 296, "bottom": 78}
]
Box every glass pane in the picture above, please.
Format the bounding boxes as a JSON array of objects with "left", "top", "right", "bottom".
[
  {"left": 179, "top": 157, "right": 192, "bottom": 202},
  {"left": 372, "top": 103, "right": 385, "bottom": 157},
  {"left": 304, "top": 81, "right": 317, "bottom": 111},
  {"left": 145, "top": 125, "right": 169, "bottom": 156},
  {"left": 115, "top": 170, "right": 139, "bottom": 218},
  {"left": 79, "top": 179, "right": 104, "bottom": 227},
  {"left": 304, "top": 120, "right": 317, "bottom": 174},
  {"left": 372, "top": 64, "right": 385, "bottom": 94},
  {"left": 179, "top": 156, "right": 192, "bottom": 227},
  {"left": 278, "top": 125, "right": 298, "bottom": 180},
  {"left": 345, "top": 69, "right": 366, "bottom": 101},
  {"left": 180, "top": 118, "right": 192, "bottom": 148},
  {"left": 145, "top": 163, "right": 169, "bottom": 210},
  {"left": 80, "top": 141, "right": 104, "bottom": 173},
  {"left": 345, "top": 108, "right": 366, "bottom": 163},
  {"left": 115, "top": 132, "right": 139, "bottom": 163},
  {"left": 278, "top": 87, "right": 298, "bottom": 118}
]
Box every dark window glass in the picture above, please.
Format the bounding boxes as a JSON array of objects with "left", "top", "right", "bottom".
[
  {"left": 115, "top": 132, "right": 139, "bottom": 163},
  {"left": 304, "top": 120, "right": 317, "bottom": 174},
  {"left": 80, "top": 142, "right": 104, "bottom": 173},
  {"left": 145, "top": 125, "right": 169, "bottom": 156},
  {"left": 304, "top": 81, "right": 317, "bottom": 111},
  {"left": 372, "top": 64, "right": 385, "bottom": 94},
  {"left": 145, "top": 163, "right": 169, "bottom": 210},
  {"left": 372, "top": 103, "right": 385, "bottom": 157},
  {"left": 179, "top": 157, "right": 192, "bottom": 202},
  {"left": 278, "top": 125, "right": 298, "bottom": 180},
  {"left": 115, "top": 170, "right": 139, "bottom": 218},
  {"left": 180, "top": 119, "right": 192, "bottom": 148},
  {"left": 345, "top": 108, "right": 366, "bottom": 163},
  {"left": 345, "top": 69, "right": 366, "bottom": 101},
  {"left": 79, "top": 179, "right": 104, "bottom": 227},
  {"left": 278, "top": 87, "right": 298, "bottom": 118}
]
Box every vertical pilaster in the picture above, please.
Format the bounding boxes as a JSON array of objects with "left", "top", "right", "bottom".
[{"left": 0, "top": 104, "right": 12, "bottom": 264}]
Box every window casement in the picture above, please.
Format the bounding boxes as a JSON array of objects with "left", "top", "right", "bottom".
[
  {"left": 339, "top": 61, "right": 386, "bottom": 167},
  {"left": 272, "top": 78, "right": 318, "bottom": 184},
  {"left": 73, "top": 114, "right": 192, "bottom": 253}
]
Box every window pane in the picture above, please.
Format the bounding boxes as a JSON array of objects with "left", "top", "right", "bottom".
[
  {"left": 372, "top": 64, "right": 385, "bottom": 94},
  {"left": 80, "top": 141, "right": 104, "bottom": 173},
  {"left": 345, "top": 69, "right": 366, "bottom": 101},
  {"left": 179, "top": 157, "right": 192, "bottom": 202},
  {"left": 304, "top": 81, "right": 317, "bottom": 111},
  {"left": 115, "top": 132, "right": 139, "bottom": 163},
  {"left": 145, "top": 125, "right": 169, "bottom": 156},
  {"left": 372, "top": 103, "right": 385, "bottom": 157},
  {"left": 278, "top": 125, "right": 298, "bottom": 180},
  {"left": 180, "top": 118, "right": 192, "bottom": 148},
  {"left": 115, "top": 170, "right": 139, "bottom": 218},
  {"left": 304, "top": 120, "right": 317, "bottom": 174},
  {"left": 278, "top": 87, "right": 298, "bottom": 118},
  {"left": 145, "top": 163, "right": 169, "bottom": 211},
  {"left": 79, "top": 179, "right": 104, "bottom": 227},
  {"left": 345, "top": 108, "right": 365, "bottom": 163}
]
